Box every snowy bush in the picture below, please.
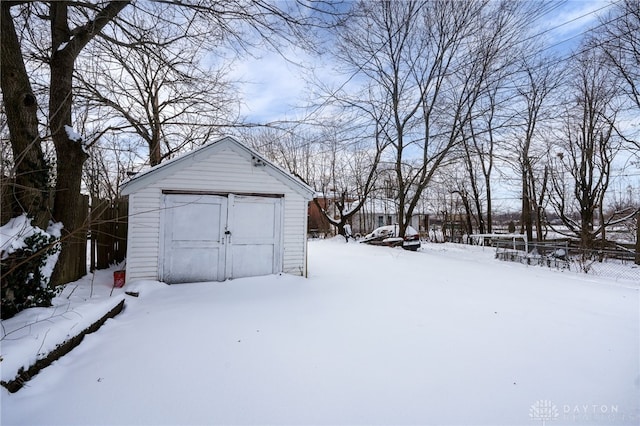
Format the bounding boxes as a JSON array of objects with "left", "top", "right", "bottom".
[{"left": 1, "top": 215, "right": 62, "bottom": 319}]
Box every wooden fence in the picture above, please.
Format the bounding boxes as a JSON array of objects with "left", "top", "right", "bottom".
[{"left": 89, "top": 198, "right": 128, "bottom": 271}]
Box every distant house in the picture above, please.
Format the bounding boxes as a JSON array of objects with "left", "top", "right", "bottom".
[
  {"left": 308, "top": 197, "right": 332, "bottom": 237},
  {"left": 350, "top": 197, "right": 430, "bottom": 236},
  {"left": 120, "top": 136, "right": 314, "bottom": 284}
]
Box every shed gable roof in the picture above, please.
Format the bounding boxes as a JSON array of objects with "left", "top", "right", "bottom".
[{"left": 120, "top": 136, "right": 314, "bottom": 198}]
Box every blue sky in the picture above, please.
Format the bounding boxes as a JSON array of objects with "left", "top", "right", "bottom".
[
  {"left": 230, "top": 0, "right": 615, "bottom": 124},
  {"left": 223, "top": 1, "right": 639, "bottom": 211}
]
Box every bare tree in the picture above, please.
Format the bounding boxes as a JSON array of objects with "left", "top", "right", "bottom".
[
  {"left": 459, "top": 105, "right": 491, "bottom": 235},
  {"left": 506, "top": 54, "right": 563, "bottom": 243},
  {"left": 597, "top": 0, "right": 640, "bottom": 266},
  {"left": 548, "top": 50, "right": 633, "bottom": 250},
  {"left": 311, "top": 122, "right": 385, "bottom": 238},
  {"left": 456, "top": 1, "right": 546, "bottom": 237},
  {"left": 331, "top": 1, "right": 469, "bottom": 237},
  {"left": 330, "top": 0, "right": 541, "bottom": 238},
  {"left": 428, "top": 169, "right": 470, "bottom": 242},
  {"left": 245, "top": 127, "right": 318, "bottom": 185},
  {"left": 599, "top": 0, "right": 640, "bottom": 120},
  {"left": 75, "top": 3, "right": 239, "bottom": 168},
  {"left": 459, "top": 59, "right": 522, "bottom": 235},
  {"left": 253, "top": 116, "right": 384, "bottom": 238}
]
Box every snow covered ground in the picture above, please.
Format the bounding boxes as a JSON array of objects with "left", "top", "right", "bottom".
[{"left": 1, "top": 239, "right": 639, "bottom": 425}]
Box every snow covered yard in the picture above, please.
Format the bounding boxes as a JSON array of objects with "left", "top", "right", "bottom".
[{"left": 1, "top": 239, "right": 639, "bottom": 425}]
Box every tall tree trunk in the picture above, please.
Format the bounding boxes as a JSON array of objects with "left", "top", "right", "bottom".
[
  {"left": 1, "top": 3, "right": 50, "bottom": 229},
  {"left": 599, "top": 203, "right": 606, "bottom": 246},
  {"left": 48, "top": 1, "right": 130, "bottom": 285},
  {"left": 149, "top": 86, "right": 162, "bottom": 166},
  {"left": 454, "top": 190, "right": 474, "bottom": 236},
  {"left": 521, "top": 171, "right": 533, "bottom": 242},
  {"left": 149, "top": 137, "right": 162, "bottom": 167},
  {"left": 485, "top": 176, "right": 492, "bottom": 233},
  {"left": 472, "top": 195, "right": 484, "bottom": 234},
  {"left": 533, "top": 165, "right": 548, "bottom": 242},
  {"left": 396, "top": 138, "right": 407, "bottom": 237},
  {"left": 580, "top": 208, "right": 595, "bottom": 250},
  {"left": 49, "top": 4, "right": 90, "bottom": 285}
]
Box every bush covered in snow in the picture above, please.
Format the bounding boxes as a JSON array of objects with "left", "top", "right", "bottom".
[{"left": 1, "top": 215, "right": 62, "bottom": 319}]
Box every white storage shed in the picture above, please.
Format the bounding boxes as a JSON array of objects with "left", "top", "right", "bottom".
[{"left": 120, "top": 136, "right": 314, "bottom": 284}]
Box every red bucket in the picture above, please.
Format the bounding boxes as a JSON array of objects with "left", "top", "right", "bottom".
[{"left": 113, "top": 270, "right": 126, "bottom": 288}]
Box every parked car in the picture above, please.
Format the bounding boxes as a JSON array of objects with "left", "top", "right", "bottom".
[{"left": 360, "top": 224, "right": 421, "bottom": 251}]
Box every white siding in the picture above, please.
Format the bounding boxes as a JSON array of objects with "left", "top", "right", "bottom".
[{"left": 125, "top": 142, "right": 310, "bottom": 283}]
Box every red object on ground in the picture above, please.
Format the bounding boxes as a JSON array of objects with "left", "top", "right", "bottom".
[{"left": 113, "top": 270, "right": 126, "bottom": 288}]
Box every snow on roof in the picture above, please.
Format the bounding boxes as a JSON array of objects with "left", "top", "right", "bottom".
[
  {"left": 359, "top": 198, "right": 430, "bottom": 215},
  {"left": 120, "top": 136, "right": 314, "bottom": 198}
]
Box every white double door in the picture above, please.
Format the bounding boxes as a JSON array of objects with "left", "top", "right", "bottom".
[{"left": 162, "top": 193, "right": 282, "bottom": 283}]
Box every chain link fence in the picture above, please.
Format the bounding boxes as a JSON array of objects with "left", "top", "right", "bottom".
[{"left": 492, "top": 239, "right": 640, "bottom": 283}]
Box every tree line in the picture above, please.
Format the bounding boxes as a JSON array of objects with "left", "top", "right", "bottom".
[{"left": 249, "top": 0, "right": 640, "bottom": 254}]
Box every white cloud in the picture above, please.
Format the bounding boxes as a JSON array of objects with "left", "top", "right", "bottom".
[
  {"left": 229, "top": 47, "right": 315, "bottom": 123},
  {"left": 227, "top": 1, "right": 618, "bottom": 124}
]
